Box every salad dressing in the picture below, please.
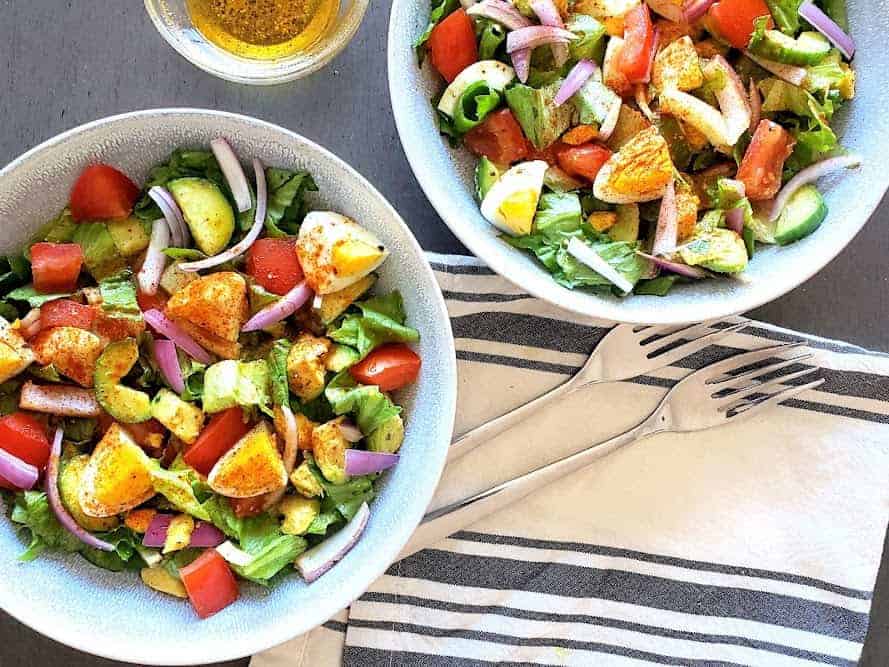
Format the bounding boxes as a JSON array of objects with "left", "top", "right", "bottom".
[{"left": 186, "top": 0, "right": 339, "bottom": 60}]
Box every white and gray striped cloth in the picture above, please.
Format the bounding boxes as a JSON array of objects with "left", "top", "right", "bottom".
[{"left": 253, "top": 253, "right": 889, "bottom": 667}]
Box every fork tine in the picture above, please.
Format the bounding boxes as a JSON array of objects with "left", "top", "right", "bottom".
[
  {"left": 647, "top": 320, "right": 750, "bottom": 366},
  {"left": 699, "top": 342, "right": 806, "bottom": 382},
  {"left": 709, "top": 352, "right": 814, "bottom": 388},
  {"left": 716, "top": 367, "right": 820, "bottom": 407},
  {"left": 728, "top": 378, "right": 825, "bottom": 420},
  {"left": 642, "top": 321, "right": 711, "bottom": 349}
]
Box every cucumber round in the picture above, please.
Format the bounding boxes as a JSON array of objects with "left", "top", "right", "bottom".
[
  {"left": 168, "top": 178, "right": 235, "bottom": 256},
  {"left": 774, "top": 185, "right": 828, "bottom": 246}
]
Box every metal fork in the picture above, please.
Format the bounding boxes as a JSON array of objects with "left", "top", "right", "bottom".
[
  {"left": 448, "top": 320, "right": 750, "bottom": 463},
  {"left": 401, "top": 342, "right": 822, "bottom": 560}
]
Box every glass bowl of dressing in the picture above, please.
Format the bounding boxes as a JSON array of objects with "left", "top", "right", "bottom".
[{"left": 145, "top": 0, "right": 368, "bottom": 84}]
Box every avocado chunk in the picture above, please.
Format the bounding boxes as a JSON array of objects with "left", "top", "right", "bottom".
[
  {"left": 475, "top": 157, "right": 502, "bottom": 201},
  {"left": 748, "top": 18, "right": 831, "bottom": 66},
  {"left": 367, "top": 414, "right": 405, "bottom": 454},
  {"left": 774, "top": 185, "right": 828, "bottom": 246},
  {"left": 505, "top": 82, "right": 574, "bottom": 150},
  {"left": 167, "top": 178, "right": 236, "bottom": 256},
  {"left": 150, "top": 388, "right": 205, "bottom": 444},
  {"left": 94, "top": 339, "right": 152, "bottom": 423},
  {"left": 313, "top": 419, "right": 350, "bottom": 484},
  {"left": 107, "top": 218, "right": 151, "bottom": 257},
  {"left": 609, "top": 204, "right": 640, "bottom": 243},
  {"left": 59, "top": 454, "right": 120, "bottom": 532},
  {"left": 679, "top": 228, "right": 749, "bottom": 274},
  {"left": 325, "top": 344, "right": 360, "bottom": 373},
  {"left": 290, "top": 461, "right": 324, "bottom": 498},
  {"left": 278, "top": 495, "right": 321, "bottom": 536}
]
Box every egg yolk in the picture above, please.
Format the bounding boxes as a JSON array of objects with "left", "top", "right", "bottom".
[
  {"left": 497, "top": 190, "right": 539, "bottom": 234},
  {"left": 332, "top": 240, "right": 384, "bottom": 275}
]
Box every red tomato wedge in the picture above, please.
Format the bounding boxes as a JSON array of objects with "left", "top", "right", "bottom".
[
  {"left": 184, "top": 407, "right": 251, "bottom": 476},
  {"left": 556, "top": 144, "right": 613, "bottom": 182},
  {"left": 230, "top": 496, "right": 269, "bottom": 519},
  {"left": 428, "top": 9, "right": 478, "bottom": 83},
  {"left": 736, "top": 120, "right": 795, "bottom": 201},
  {"left": 39, "top": 299, "right": 95, "bottom": 332},
  {"left": 619, "top": 4, "right": 656, "bottom": 84},
  {"left": 0, "top": 413, "right": 50, "bottom": 490},
  {"left": 246, "top": 238, "right": 304, "bottom": 296},
  {"left": 30, "top": 243, "right": 83, "bottom": 294},
  {"left": 707, "top": 0, "right": 773, "bottom": 50},
  {"left": 350, "top": 344, "right": 422, "bottom": 392},
  {"left": 179, "top": 549, "right": 239, "bottom": 619},
  {"left": 69, "top": 164, "right": 140, "bottom": 222},
  {"left": 136, "top": 289, "right": 169, "bottom": 314},
  {"left": 464, "top": 109, "right": 531, "bottom": 165}
]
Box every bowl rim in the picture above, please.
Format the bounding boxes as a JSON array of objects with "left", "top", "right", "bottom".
[
  {"left": 143, "top": 0, "right": 370, "bottom": 84},
  {"left": 0, "top": 108, "right": 458, "bottom": 664},
  {"left": 385, "top": 0, "right": 888, "bottom": 325}
]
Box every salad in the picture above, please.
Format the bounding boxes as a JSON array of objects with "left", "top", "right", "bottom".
[
  {"left": 0, "top": 139, "right": 422, "bottom": 619},
  {"left": 418, "top": 0, "right": 860, "bottom": 296}
]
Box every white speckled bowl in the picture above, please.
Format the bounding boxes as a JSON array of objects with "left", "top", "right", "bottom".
[
  {"left": 388, "top": 2, "right": 889, "bottom": 324},
  {"left": 0, "top": 110, "right": 457, "bottom": 665}
]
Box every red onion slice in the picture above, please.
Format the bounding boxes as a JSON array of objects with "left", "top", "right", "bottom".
[
  {"left": 598, "top": 96, "right": 622, "bottom": 141},
  {"left": 566, "top": 237, "right": 634, "bottom": 294},
  {"left": 635, "top": 83, "right": 655, "bottom": 122},
  {"left": 211, "top": 138, "right": 252, "bottom": 213},
  {"left": 466, "top": 0, "right": 532, "bottom": 30},
  {"left": 338, "top": 420, "right": 364, "bottom": 443},
  {"left": 636, "top": 252, "right": 709, "bottom": 279},
  {"left": 769, "top": 155, "right": 861, "bottom": 221},
  {"left": 748, "top": 78, "right": 762, "bottom": 134},
  {"left": 143, "top": 309, "right": 213, "bottom": 364},
  {"left": 46, "top": 427, "right": 116, "bottom": 552},
  {"left": 506, "top": 26, "right": 576, "bottom": 54},
  {"left": 137, "top": 219, "right": 171, "bottom": 296},
  {"left": 798, "top": 1, "right": 855, "bottom": 60},
  {"left": 296, "top": 502, "right": 370, "bottom": 582},
  {"left": 652, "top": 181, "right": 678, "bottom": 256},
  {"left": 19, "top": 381, "right": 102, "bottom": 417},
  {"left": 148, "top": 187, "right": 189, "bottom": 248},
  {"left": 345, "top": 450, "right": 400, "bottom": 476},
  {"left": 180, "top": 159, "right": 268, "bottom": 273},
  {"left": 511, "top": 48, "right": 532, "bottom": 84},
  {"left": 153, "top": 338, "right": 186, "bottom": 394},
  {"left": 743, "top": 51, "right": 807, "bottom": 87},
  {"left": 241, "top": 280, "right": 312, "bottom": 332},
  {"left": 725, "top": 207, "right": 745, "bottom": 234},
  {"left": 143, "top": 513, "right": 174, "bottom": 548},
  {"left": 683, "top": 0, "right": 717, "bottom": 23},
  {"left": 0, "top": 447, "right": 38, "bottom": 490},
  {"left": 554, "top": 59, "right": 598, "bottom": 106},
  {"left": 189, "top": 521, "right": 226, "bottom": 547},
  {"left": 532, "top": 0, "right": 569, "bottom": 67}
]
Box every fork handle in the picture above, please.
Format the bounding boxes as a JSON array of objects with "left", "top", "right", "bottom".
[
  {"left": 398, "top": 419, "right": 659, "bottom": 561},
  {"left": 447, "top": 375, "right": 588, "bottom": 464}
]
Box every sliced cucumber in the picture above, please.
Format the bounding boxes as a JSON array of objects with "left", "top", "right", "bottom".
[
  {"left": 94, "top": 339, "right": 152, "bottom": 423},
  {"left": 774, "top": 185, "right": 828, "bottom": 246},
  {"left": 167, "top": 178, "right": 235, "bottom": 256},
  {"left": 475, "top": 157, "right": 502, "bottom": 201},
  {"left": 748, "top": 24, "right": 831, "bottom": 66}
]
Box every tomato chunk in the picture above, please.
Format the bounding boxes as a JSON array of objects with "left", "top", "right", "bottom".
[
  {"left": 619, "top": 4, "right": 656, "bottom": 84},
  {"left": 230, "top": 496, "right": 269, "bottom": 519},
  {"left": 707, "top": 0, "right": 773, "bottom": 50},
  {"left": 136, "top": 289, "right": 168, "bottom": 314},
  {"left": 0, "top": 413, "right": 50, "bottom": 490},
  {"left": 464, "top": 109, "right": 530, "bottom": 165},
  {"left": 556, "top": 144, "right": 613, "bottom": 182},
  {"left": 39, "top": 299, "right": 95, "bottom": 332},
  {"left": 428, "top": 9, "right": 478, "bottom": 83},
  {"left": 30, "top": 243, "right": 83, "bottom": 294},
  {"left": 736, "top": 120, "right": 795, "bottom": 201},
  {"left": 184, "top": 407, "right": 251, "bottom": 476},
  {"left": 246, "top": 238, "right": 304, "bottom": 296},
  {"left": 69, "top": 164, "right": 140, "bottom": 222},
  {"left": 350, "top": 343, "right": 422, "bottom": 392},
  {"left": 179, "top": 549, "right": 239, "bottom": 619}
]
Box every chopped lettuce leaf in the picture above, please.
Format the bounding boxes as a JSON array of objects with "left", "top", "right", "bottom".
[
  {"left": 415, "top": 0, "right": 460, "bottom": 58},
  {"left": 72, "top": 222, "right": 126, "bottom": 280},
  {"left": 203, "top": 360, "right": 271, "bottom": 415},
  {"left": 533, "top": 193, "right": 584, "bottom": 240},
  {"left": 476, "top": 19, "right": 507, "bottom": 60},
  {"left": 232, "top": 533, "right": 307, "bottom": 585},
  {"left": 0, "top": 380, "right": 22, "bottom": 416},
  {"left": 505, "top": 82, "right": 573, "bottom": 150},
  {"left": 267, "top": 339, "right": 292, "bottom": 409},
  {"left": 99, "top": 271, "right": 142, "bottom": 320},
  {"left": 4, "top": 285, "right": 71, "bottom": 307},
  {"left": 149, "top": 463, "right": 212, "bottom": 521},
  {"left": 634, "top": 276, "right": 682, "bottom": 296},
  {"left": 566, "top": 14, "right": 607, "bottom": 62},
  {"left": 61, "top": 417, "right": 97, "bottom": 445},
  {"left": 328, "top": 292, "right": 420, "bottom": 360},
  {"left": 32, "top": 209, "right": 77, "bottom": 246},
  {"left": 304, "top": 453, "right": 377, "bottom": 523},
  {"left": 134, "top": 149, "right": 225, "bottom": 222},
  {"left": 325, "top": 371, "right": 402, "bottom": 435},
  {"left": 247, "top": 168, "right": 318, "bottom": 238},
  {"left": 765, "top": 0, "right": 803, "bottom": 34}
]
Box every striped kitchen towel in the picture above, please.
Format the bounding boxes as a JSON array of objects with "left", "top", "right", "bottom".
[{"left": 253, "top": 252, "right": 889, "bottom": 667}]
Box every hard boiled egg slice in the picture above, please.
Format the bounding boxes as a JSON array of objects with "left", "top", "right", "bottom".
[
  {"left": 296, "top": 212, "right": 390, "bottom": 295},
  {"left": 480, "top": 160, "right": 548, "bottom": 236},
  {"left": 207, "top": 422, "right": 287, "bottom": 498},
  {"left": 78, "top": 423, "right": 155, "bottom": 518}
]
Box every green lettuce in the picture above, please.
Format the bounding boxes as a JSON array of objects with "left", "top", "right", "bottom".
[
  {"left": 99, "top": 271, "right": 142, "bottom": 321},
  {"left": 415, "top": 0, "right": 460, "bottom": 59},
  {"left": 203, "top": 359, "right": 271, "bottom": 415},
  {"left": 329, "top": 292, "right": 420, "bottom": 360},
  {"left": 149, "top": 463, "right": 211, "bottom": 521},
  {"left": 505, "top": 82, "right": 573, "bottom": 150},
  {"left": 325, "top": 371, "right": 402, "bottom": 435},
  {"left": 134, "top": 149, "right": 225, "bottom": 222},
  {"left": 267, "top": 339, "right": 292, "bottom": 409},
  {"left": 566, "top": 14, "right": 607, "bottom": 62},
  {"left": 244, "top": 168, "right": 318, "bottom": 237},
  {"left": 476, "top": 19, "right": 506, "bottom": 60},
  {"left": 4, "top": 285, "right": 71, "bottom": 308},
  {"left": 534, "top": 193, "right": 584, "bottom": 239},
  {"left": 72, "top": 222, "right": 126, "bottom": 280},
  {"left": 765, "top": 0, "right": 804, "bottom": 34},
  {"left": 304, "top": 452, "right": 377, "bottom": 527}
]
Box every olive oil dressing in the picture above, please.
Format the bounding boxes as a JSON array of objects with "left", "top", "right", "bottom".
[{"left": 187, "top": 0, "right": 339, "bottom": 60}]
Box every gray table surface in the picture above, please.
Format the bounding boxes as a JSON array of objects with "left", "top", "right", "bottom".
[{"left": 1, "top": 1, "right": 887, "bottom": 665}]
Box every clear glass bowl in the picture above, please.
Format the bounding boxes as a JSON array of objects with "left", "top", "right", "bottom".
[{"left": 144, "top": 0, "right": 369, "bottom": 84}]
